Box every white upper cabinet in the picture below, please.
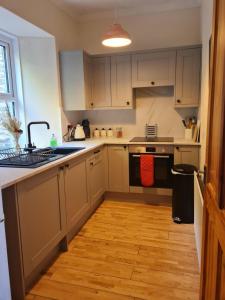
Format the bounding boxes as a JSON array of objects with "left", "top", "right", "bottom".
[
  {"left": 132, "top": 50, "right": 176, "bottom": 88},
  {"left": 60, "top": 51, "right": 92, "bottom": 110},
  {"left": 111, "top": 55, "right": 133, "bottom": 108},
  {"left": 175, "top": 48, "right": 201, "bottom": 107},
  {"left": 91, "top": 56, "right": 111, "bottom": 108}
]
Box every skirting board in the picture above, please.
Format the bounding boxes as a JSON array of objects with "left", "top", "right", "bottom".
[
  {"left": 129, "top": 186, "right": 172, "bottom": 196},
  {"left": 105, "top": 191, "right": 172, "bottom": 206}
]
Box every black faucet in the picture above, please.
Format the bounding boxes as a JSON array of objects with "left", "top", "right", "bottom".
[{"left": 27, "top": 121, "right": 50, "bottom": 149}]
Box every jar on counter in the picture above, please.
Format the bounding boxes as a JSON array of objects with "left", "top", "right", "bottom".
[
  {"left": 93, "top": 128, "right": 100, "bottom": 138},
  {"left": 100, "top": 128, "right": 107, "bottom": 137},
  {"left": 107, "top": 128, "right": 113, "bottom": 137},
  {"left": 116, "top": 127, "right": 123, "bottom": 138}
]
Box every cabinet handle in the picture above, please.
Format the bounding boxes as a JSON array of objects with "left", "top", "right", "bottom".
[
  {"left": 94, "top": 149, "right": 100, "bottom": 154},
  {"left": 176, "top": 99, "right": 181, "bottom": 103},
  {"left": 124, "top": 146, "right": 127, "bottom": 149},
  {"left": 126, "top": 101, "right": 130, "bottom": 105},
  {"left": 65, "top": 164, "right": 69, "bottom": 168},
  {"left": 90, "top": 102, "right": 94, "bottom": 107},
  {"left": 176, "top": 146, "right": 180, "bottom": 150},
  {"left": 90, "top": 162, "right": 94, "bottom": 166},
  {"left": 151, "top": 81, "right": 155, "bottom": 85},
  {"left": 59, "top": 166, "right": 64, "bottom": 171}
]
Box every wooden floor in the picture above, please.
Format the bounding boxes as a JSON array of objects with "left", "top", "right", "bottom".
[{"left": 26, "top": 199, "right": 200, "bottom": 300}]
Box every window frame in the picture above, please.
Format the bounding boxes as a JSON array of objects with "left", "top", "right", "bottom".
[{"left": 0, "top": 33, "right": 17, "bottom": 103}]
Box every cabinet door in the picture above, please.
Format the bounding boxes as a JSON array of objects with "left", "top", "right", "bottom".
[
  {"left": 175, "top": 48, "right": 201, "bottom": 107},
  {"left": 60, "top": 51, "right": 91, "bottom": 110},
  {"left": 64, "top": 159, "right": 89, "bottom": 231},
  {"left": 174, "top": 146, "right": 199, "bottom": 168},
  {"left": 84, "top": 53, "right": 93, "bottom": 107},
  {"left": 111, "top": 55, "right": 133, "bottom": 108},
  {"left": 86, "top": 149, "right": 105, "bottom": 207},
  {"left": 132, "top": 50, "right": 176, "bottom": 88},
  {"left": 108, "top": 145, "right": 129, "bottom": 192},
  {"left": 17, "top": 167, "right": 66, "bottom": 278},
  {"left": 91, "top": 56, "right": 111, "bottom": 108}
]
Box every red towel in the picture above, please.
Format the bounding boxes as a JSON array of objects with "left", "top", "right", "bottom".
[{"left": 140, "top": 155, "right": 154, "bottom": 187}]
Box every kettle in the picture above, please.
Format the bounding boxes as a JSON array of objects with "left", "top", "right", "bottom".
[{"left": 74, "top": 124, "right": 85, "bottom": 141}]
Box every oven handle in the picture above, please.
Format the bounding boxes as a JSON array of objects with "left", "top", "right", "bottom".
[{"left": 131, "top": 154, "right": 170, "bottom": 159}]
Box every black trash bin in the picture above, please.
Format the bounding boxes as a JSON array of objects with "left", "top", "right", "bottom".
[{"left": 171, "top": 164, "right": 197, "bottom": 224}]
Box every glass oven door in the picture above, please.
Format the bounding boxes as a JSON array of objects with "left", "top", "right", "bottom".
[{"left": 129, "top": 153, "right": 174, "bottom": 188}]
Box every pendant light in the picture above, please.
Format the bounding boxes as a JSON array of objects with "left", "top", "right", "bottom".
[{"left": 102, "top": 8, "right": 132, "bottom": 48}]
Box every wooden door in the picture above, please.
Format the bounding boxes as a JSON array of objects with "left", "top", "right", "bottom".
[
  {"left": 111, "top": 54, "right": 133, "bottom": 108},
  {"left": 64, "top": 159, "right": 89, "bottom": 232},
  {"left": 132, "top": 50, "right": 176, "bottom": 88},
  {"left": 175, "top": 48, "right": 201, "bottom": 107},
  {"left": 91, "top": 56, "right": 111, "bottom": 108},
  {"left": 108, "top": 145, "right": 129, "bottom": 192},
  {"left": 200, "top": 0, "right": 225, "bottom": 298}
]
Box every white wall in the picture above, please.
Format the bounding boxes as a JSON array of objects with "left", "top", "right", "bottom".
[
  {"left": 19, "top": 37, "right": 62, "bottom": 147},
  {"left": 199, "top": 0, "right": 213, "bottom": 170},
  {"left": 79, "top": 7, "right": 201, "bottom": 54},
  {"left": 0, "top": 0, "right": 78, "bottom": 50}
]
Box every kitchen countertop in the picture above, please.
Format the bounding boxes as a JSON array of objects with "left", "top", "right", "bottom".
[{"left": 0, "top": 137, "right": 200, "bottom": 189}]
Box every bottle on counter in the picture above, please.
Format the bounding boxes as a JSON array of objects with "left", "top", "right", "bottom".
[
  {"left": 107, "top": 128, "right": 113, "bottom": 137},
  {"left": 116, "top": 127, "right": 123, "bottom": 138},
  {"left": 50, "top": 134, "right": 58, "bottom": 147},
  {"left": 93, "top": 128, "right": 100, "bottom": 138},
  {"left": 100, "top": 128, "right": 107, "bottom": 137}
]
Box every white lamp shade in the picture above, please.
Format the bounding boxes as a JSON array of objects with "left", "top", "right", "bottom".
[{"left": 102, "top": 23, "right": 132, "bottom": 47}]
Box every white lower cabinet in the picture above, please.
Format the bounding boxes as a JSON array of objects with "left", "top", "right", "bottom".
[
  {"left": 174, "top": 146, "right": 199, "bottom": 168},
  {"left": 108, "top": 145, "right": 129, "bottom": 192},
  {"left": 86, "top": 147, "right": 105, "bottom": 207},
  {"left": 64, "top": 159, "right": 90, "bottom": 232}
]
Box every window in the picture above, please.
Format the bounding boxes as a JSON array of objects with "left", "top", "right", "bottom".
[{"left": 0, "top": 34, "right": 17, "bottom": 149}]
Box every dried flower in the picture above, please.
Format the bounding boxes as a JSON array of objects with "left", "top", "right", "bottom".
[{"left": 0, "top": 102, "right": 23, "bottom": 135}]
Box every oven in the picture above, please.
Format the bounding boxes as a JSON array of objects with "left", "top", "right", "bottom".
[{"left": 129, "top": 145, "right": 174, "bottom": 188}]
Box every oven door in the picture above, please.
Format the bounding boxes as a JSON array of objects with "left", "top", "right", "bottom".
[{"left": 129, "top": 153, "right": 174, "bottom": 188}]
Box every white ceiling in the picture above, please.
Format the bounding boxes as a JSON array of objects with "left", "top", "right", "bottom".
[{"left": 50, "top": 0, "right": 201, "bottom": 22}]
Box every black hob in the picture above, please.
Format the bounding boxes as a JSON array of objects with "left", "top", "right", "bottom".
[{"left": 129, "top": 137, "right": 174, "bottom": 143}]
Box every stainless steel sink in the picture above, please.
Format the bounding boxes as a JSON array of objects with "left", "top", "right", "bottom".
[{"left": 0, "top": 146, "right": 85, "bottom": 168}]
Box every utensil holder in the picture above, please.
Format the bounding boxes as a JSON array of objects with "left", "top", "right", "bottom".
[{"left": 185, "top": 128, "right": 193, "bottom": 140}]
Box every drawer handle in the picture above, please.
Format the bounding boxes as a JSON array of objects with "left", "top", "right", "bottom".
[
  {"left": 65, "top": 164, "right": 69, "bottom": 168},
  {"left": 90, "top": 162, "right": 94, "bottom": 166},
  {"left": 126, "top": 101, "right": 130, "bottom": 105},
  {"left": 151, "top": 81, "right": 155, "bottom": 85},
  {"left": 94, "top": 150, "right": 100, "bottom": 154},
  {"left": 59, "top": 166, "right": 64, "bottom": 171},
  {"left": 176, "top": 99, "right": 181, "bottom": 104},
  {"left": 176, "top": 146, "right": 180, "bottom": 150}
]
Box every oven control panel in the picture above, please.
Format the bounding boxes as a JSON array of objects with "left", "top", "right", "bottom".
[{"left": 128, "top": 145, "right": 174, "bottom": 154}]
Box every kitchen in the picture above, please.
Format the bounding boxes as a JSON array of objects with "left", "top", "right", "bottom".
[{"left": 0, "top": 0, "right": 224, "bottom": 300}]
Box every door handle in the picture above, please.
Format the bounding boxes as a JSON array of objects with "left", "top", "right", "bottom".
[
  {"left": 94, "top": 150, "right": 100, "bottom": 154},
  {"left": 132, "top": 154, "right": 170, "bottom": 159}
]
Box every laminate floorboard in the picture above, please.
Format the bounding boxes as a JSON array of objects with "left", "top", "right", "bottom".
[{"left": 27, "top": 199, "right": 200, "bottom": 300}]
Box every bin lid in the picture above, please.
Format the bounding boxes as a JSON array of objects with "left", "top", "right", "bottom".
[{"left": 173, "top": 164, "right": 197, "bottom": 174}]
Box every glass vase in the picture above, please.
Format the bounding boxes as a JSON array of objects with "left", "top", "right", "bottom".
[{"left": 12, "top": 132, "right": 21, "bottom": 151}]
